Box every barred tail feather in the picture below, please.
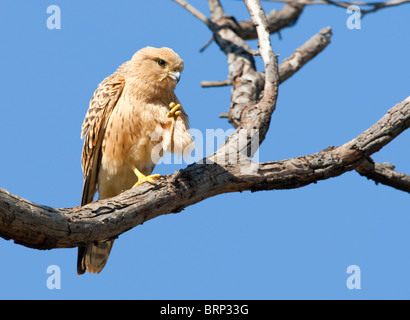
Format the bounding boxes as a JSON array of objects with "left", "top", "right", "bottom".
[{"left": 77, "top": 240, "right": 114, "bottom": 275}]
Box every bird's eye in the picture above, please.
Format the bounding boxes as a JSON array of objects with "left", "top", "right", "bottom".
[{"left": 157, "top": 60, "right": 166, "bottom": 68}]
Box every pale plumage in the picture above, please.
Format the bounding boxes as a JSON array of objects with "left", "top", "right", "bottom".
[{"left": 78, "top": 47, "right": 194, "bottom": 275}]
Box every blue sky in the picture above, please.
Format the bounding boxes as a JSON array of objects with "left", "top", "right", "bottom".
[{"left": 0, "top": 0, "right": 409, "bottom": 299}]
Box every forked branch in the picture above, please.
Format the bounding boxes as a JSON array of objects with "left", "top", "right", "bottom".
[
  {"left": 0, "top": 97, "right": 408, "bottom": 249},
  {"left": 0, "top": 0, "right": 409, "bottom": 253}
]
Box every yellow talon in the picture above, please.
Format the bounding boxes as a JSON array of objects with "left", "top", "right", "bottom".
[
  {"left": 167, "top": 102, "right": 182, "bottom": 120},
  {"left": 132, "top": 166, "right": 161, "bottom": 188}
]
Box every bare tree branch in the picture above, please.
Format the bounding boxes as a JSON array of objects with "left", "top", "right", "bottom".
[
  {"left": 201, "top": 79, "right": 234, "bottom": 88},
  {"left": 211, "top": 14, "right": 264, "bottom": 128},
  {"left": 237, "top": 1, "right": 305, "bottom": 39},
  {"left": 172, "top": 0, "right": 214, "bottom": 28},
  {"left": 356, "top": 158, "right": 410, "bottom": 193},
  {"left": 207, "top": 0, "right": 281, "bottom": 166},
  {"left": 1, "top": 0, "right": 408, "bottom": 257},
  {"left": 201, "top": 25, "right": 332, "bottom": 88},
  {"left": 264, "top": 0, "right": 410, "bottom": 16},
  {"left": 278, "top": 26, "right": 332, "bottom": 83},
  {"left": 208, "top": 0, "right": 225, "bottom": 21},
  {"left": 224, "top": 25, "right": 332, "bottom": 127},
  {"left": 1, "top": 97, "right": 408, "bottom": 249},
  {"left": 244, "top": 0, "right": 279, "bottom": 107}
]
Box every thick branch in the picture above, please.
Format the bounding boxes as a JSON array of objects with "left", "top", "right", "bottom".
[
  {"left": 1, "top": 97, "right": 409, "bottom": 250},
  {"left": 1, "top": 0, "right": 408, "bottom": 259}
]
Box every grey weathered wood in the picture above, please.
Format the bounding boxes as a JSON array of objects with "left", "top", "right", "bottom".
[
  {"left": 1, "top": 97, "right": 409, "bottom": 250},
  {"left": 1, "top": 0, "right": 409, "bottom": 253}
]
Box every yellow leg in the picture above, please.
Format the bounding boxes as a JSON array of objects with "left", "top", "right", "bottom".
[
  {"left": 132, "top": 166, "right": 161, "bottom": 188},
  {"left": 167, "top": 102, "right": 182, "bottom": 120},
  {"left": 167, "top": 102, "right": 182, "bottom": 152}
]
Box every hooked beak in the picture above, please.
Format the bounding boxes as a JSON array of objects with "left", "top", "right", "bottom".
[{"left": 168, "top": 71, "right": 181, "bottom": 83}]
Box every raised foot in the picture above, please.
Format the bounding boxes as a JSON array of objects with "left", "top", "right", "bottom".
[
  {"left": 132, "top": 166, "right": 161, "bottom": 188},
  {"left": 167, "top": 102, "right": 182, "bottom": 121}
]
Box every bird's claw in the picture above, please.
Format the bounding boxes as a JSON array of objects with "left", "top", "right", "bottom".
[
  {"left": 132, "top": 174, "right": 161, "bottom": 188},
  {"left": 131, "top": 166, "right": 161, "bottom": 188},
  {"left": 167, "top": 102, "right": 182, "bottom": 121}
]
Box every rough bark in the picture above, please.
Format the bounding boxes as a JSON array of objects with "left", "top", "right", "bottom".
[
  {"left": 1, "top": 0, "right": 409, "bottom": 252},
  {"left": 1, "top": 96, "right": 408, "bottom": 250},
  {"left": 356, "top": 158, "right": 410, "bottom": 193},
  {"left": 237, "top": 2, "right": 305, "bottom": 39}
]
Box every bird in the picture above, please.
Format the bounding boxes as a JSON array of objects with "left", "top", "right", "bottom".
[{"left": 77, "top": 47, "right": 194, "bottom": 275}]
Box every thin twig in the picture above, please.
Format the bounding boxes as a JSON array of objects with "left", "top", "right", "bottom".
[
  {"left": 199, "top": 36, "right": 214, "bottom": 52},
  {"left": 201, "top": 79, "right": 233, "bottom": 88},
  {"left": 356, "top": 158, "right": 410, "bottom": 193},
  {"left": 172, "top": 0, "right": 214, "bottom": 28},
  {"left": 263, "top": 0, "right": 410, "bottom": 15}
]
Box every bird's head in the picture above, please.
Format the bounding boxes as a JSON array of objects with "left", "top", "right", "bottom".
[{"left": 129, "top": 47, "right": 184, "bottom": 91}]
